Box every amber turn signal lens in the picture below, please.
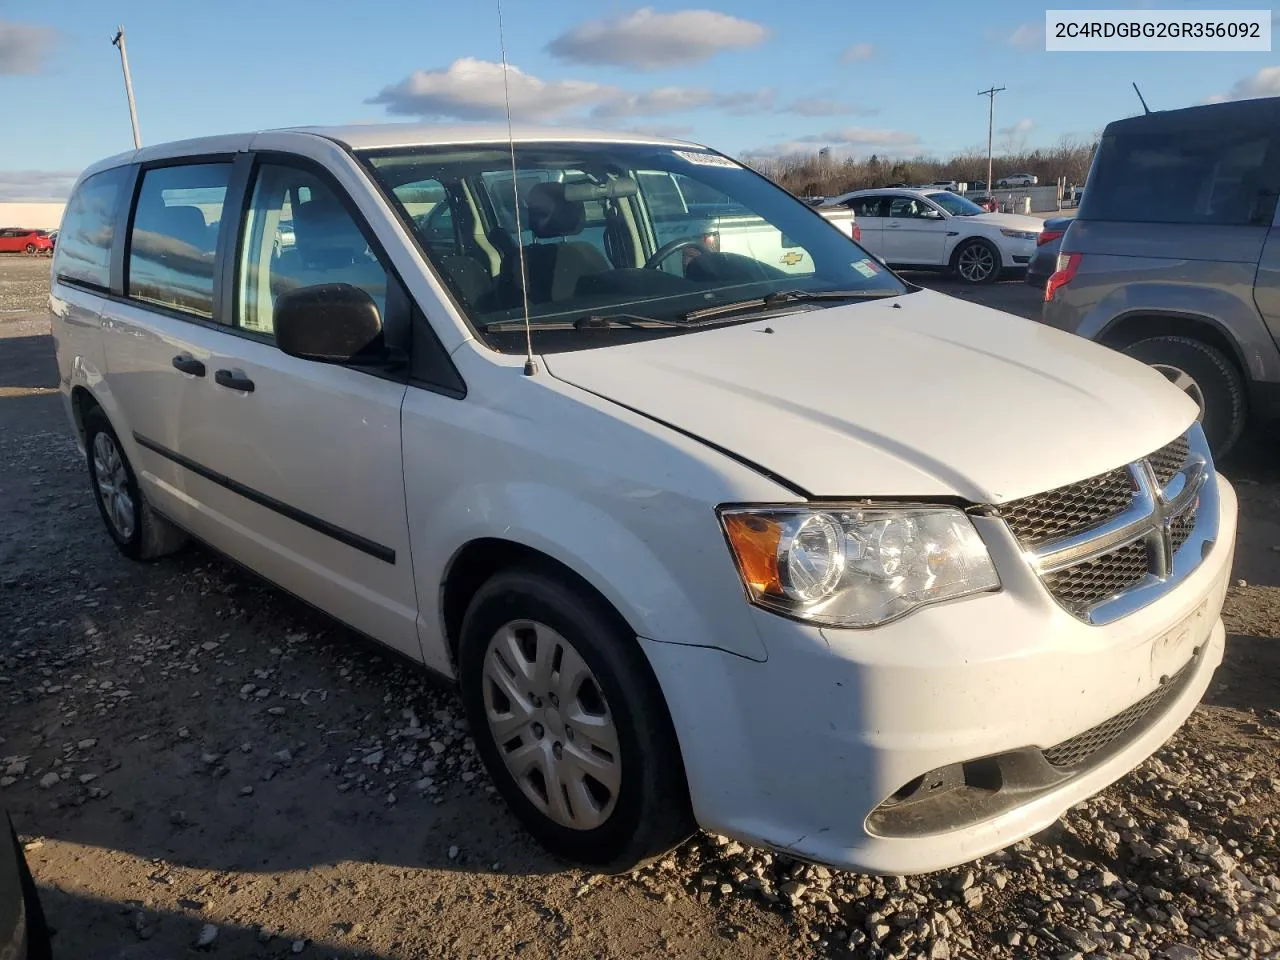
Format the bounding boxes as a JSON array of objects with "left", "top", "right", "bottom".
[{"left": 722, "top": 513, "right": 782, "bottom": 596}]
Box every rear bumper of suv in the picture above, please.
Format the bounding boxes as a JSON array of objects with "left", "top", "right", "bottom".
[{"left": 641, "top": 478, "right": 1235, "bottom": 875}]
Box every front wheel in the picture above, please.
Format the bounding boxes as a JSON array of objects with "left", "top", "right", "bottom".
[
  {"left": 951, "top": 238, "right": 1000, "bottom": 284},
  {"left": 1121, "top": 336, "right": 1247, "bottom": 458},
  {"left": 458, "top": 567, "right": 693, "bottom": 872},
  {"left": 24, "top": 243, "right": 36, "bottom": 255}
]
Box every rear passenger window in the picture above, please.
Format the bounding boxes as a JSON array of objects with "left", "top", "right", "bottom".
[
  {"left": 1083, "top": 128, "right": 1276, "bottom": 226},
  {"left": 238, "top": 163, "right": 389, "bottom": 337},
  {"left": 55, "top": 167, "right": 131, "bottom": 290},
  {"left": 127, "top": 163, "right": 232, "bottom": 319}
]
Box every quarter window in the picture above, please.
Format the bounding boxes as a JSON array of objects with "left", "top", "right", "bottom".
[
  {"left": 238, "top": 163, "right": 389, "bottom": 337},
  {"left": 127, "top": 163, "right": 232, "bottom": 318},
  {"left": 55, "top": 167, "right": 131, "bottom": 290}
]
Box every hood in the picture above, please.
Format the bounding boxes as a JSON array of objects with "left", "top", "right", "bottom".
[
  {"left": 969, "top": 212, "right": 1045, "bottom": 232},
  {"left": 544, "top": 289, "right": 1196, "bottom": 503}
]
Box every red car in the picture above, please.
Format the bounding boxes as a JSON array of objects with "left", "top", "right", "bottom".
[{"left": 0, "top": 228, "right": 54, "bottom": 255}]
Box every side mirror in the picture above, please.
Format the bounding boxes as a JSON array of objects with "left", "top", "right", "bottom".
[{"left": 275, "top": 283, "right": 383, "bottom": 363}]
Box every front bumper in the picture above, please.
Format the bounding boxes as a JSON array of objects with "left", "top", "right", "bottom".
[{"left": 642, "top": 478, "right": 1236, "bottom": 875}]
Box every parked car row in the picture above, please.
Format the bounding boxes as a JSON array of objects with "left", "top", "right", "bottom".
[{"left": 0, "top": 228, "right": 54, "bottom": 255}]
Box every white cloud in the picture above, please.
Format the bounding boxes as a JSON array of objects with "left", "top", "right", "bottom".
[
  {"left": 997, "top": 117, "right": 1035, "bottom": 135},
  {"left": 368, "top": 58, "right": 613, "bottom": 121},
  {"left": 591, "top": 86, "right": 713, "bottom": 118},
  {"left": 547, "top": 8, "right": 768, "bottom": 70},
  {"left": 0, "top": 170, "right": 79, "bottom": 201},
  {"left": 990, "top": 22, "right": 1043, "bottom": 50},
  {"left": 370, "top": 60, "right": 778, "bottom": 124},
  {"left": 745, "top": 127, "right": 921, "bottom": 159},
  {"left": 0, "top": 20, "right": 55, "bottom": 74},
  {"left": 784, "top": 98, "right": 876, "bottom": 118},
  {"left": 1208, "top": 66, "right": 1280, "bottom": 103},
  {"left": 840, "top": 42, "right": 875, "bottom": 63}
]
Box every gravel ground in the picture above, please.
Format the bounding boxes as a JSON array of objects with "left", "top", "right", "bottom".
[{"left": 1, "top": 254, "right": 1278, "bottom": 959}]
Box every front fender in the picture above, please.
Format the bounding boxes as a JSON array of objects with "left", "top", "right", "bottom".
[{"left": 415, "top": 481, "right": 770, "bottom": 675}]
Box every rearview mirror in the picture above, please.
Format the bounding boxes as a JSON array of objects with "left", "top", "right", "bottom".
[
  {"left": 563, "top": 177, "right": 638, "bottom": 202},
  {"left": 275, "top": 283, "right": 382, "bottom": 363}
]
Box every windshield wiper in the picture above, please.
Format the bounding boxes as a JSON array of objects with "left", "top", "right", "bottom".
[
  {"left": 573, "top": 313, "right": 683, "bottom": 330},
  {"left": 682, "top": 288, "right": 899, "bottom": 323},
  {"left": 484, "top": 313, "right": 682, "bottom": 333}
]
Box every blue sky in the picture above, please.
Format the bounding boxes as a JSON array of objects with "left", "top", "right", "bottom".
[{"left": 0, "top": 0, "right": 1276, "bottom": 199}]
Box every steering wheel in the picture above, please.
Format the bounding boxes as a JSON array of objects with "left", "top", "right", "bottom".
[{"left": 644, "top": 237, "right": 710, "bottom": 270}]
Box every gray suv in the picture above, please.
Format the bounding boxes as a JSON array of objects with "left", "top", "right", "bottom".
[{"left": 1042, "top": 97, "right": 1280, "bottom": 457}]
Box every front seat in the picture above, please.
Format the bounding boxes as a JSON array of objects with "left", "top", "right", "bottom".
[
  {"left": 515, "top": 182, "right": 612, "bottom": 304},
  {"left": 290, "top": 187, "right": 388, "bottom": 313}
]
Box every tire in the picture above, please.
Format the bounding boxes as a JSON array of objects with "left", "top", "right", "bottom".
[
  {"left": 9, "top": 821, "right": 52, "bottom": 960},
  {"left": 1121, "top": 336, "right": 1247, "bottom": 458},
  {"left": 83, "top": 407, "right": 187, "bottom": 560},
  {"left": 951, "top": 238, "right": 1000, "bottom": 284},
  {"left": 24, "top": 243, "right": 35, "bottom": 255},
  {"left": 458, "top": 566, "right": 694, "bottom": 872}
]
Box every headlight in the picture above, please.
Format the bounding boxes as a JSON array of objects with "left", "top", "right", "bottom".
[
  {"left": 719, "top": 505, "right": 1000, "bottom": 627},
  {"left": 1000, "top": 228, "right": 1039, "bottom": 241}
]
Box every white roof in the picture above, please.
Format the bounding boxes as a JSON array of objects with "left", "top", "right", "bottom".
[
  {"left": 848, "top": 187, "right": 947, "bottom": 198},
  {"left": 296, "top": 122, "right": 697, "bottom": 150},
  {"left": 72, "top": 121, "right": 706, "bottom": 185}
]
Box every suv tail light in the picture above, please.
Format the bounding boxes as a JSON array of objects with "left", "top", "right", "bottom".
[
  {"left": 1036, "top": 229, "right": 1064, "bottom": 246},
  {"left": 1044, "top": 252, "right": 1081, "bottom": 303},
  {"left": 852, "top": 222, "right": 862, "bottom": 243}
]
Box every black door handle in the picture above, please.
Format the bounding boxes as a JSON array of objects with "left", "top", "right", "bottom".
[
  {"left": 171, "top": 354, "right": 206, "bottom": 377},
  {"left": 214, "top": 369, "right": 255, "bottom": 393}
]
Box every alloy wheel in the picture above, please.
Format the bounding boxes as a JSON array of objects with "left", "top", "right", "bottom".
[
  {"left": 957, "top": 242, "right": 996, "bottom": 283},
  {"left": 481, "top": 619, "right": 621, "bottom": 830},
  {"left": 92, "top": 431, "right": 135, "bottom": 541},
  {"left": 1150, "top": 363, "right": 1206, "bottom": 421}
]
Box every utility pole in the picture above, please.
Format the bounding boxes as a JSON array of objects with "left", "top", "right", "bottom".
[
  {"left": 111, "top": 25, "right": 141, "bottom": 149},
  {"left": 978, "top": 85, "right": 1005, "bottom": 196}
]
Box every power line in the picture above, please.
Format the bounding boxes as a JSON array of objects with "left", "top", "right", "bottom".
[{"left": 978, "top": 85, "right": 1005, "bottom": 197}]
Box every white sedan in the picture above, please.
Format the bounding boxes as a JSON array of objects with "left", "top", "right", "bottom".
[{"left": 823, "top": 188, "right": 1043, "bottom": 284}]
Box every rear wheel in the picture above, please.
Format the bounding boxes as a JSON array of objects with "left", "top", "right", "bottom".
[
  {"left": 24, "top": 242, "right": 35, "bottom": 255},
  {"left": 951, "top": 238, "right": 1000, "bottom": 284},
  {"left": 458, "top": 566, "right": 693, "bottom": 872},
  {"left": 1121, "top": 336, "right": 1246, "bottom": 458},
  {"left": 83, "top": 407, "right": 187, "bottom": 560}
]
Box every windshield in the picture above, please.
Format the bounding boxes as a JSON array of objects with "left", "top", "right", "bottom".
[
  {"left": 361, "top": 142, "right": 906, "bottom": 353},
  {"left": 926, "top": 191, "right": 984, "bottom": 217}
]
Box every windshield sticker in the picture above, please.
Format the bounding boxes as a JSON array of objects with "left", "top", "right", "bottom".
[
  {"left": 851, "top": 258, "right": 881, "bottom": 278},
  {"left": 673, "top": 150, "right": 741, "bottom": 169}
]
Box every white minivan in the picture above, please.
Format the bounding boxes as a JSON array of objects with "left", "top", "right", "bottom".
[{"left": 51, "top": 124, "right": 1236, "bottom": 875}]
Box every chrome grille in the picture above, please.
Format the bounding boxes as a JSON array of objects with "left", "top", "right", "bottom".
[
  {"left": 1042, "top": 540, "right": 1149, "bottom": 614},
  {"left": 1001, "top": 468, "right": 1134, "bottom": 547},
  {"left": 1170, "top": 509, "right": 1196, "bottom": 554},
  {"left": 1148, "top": 435, "right": 1190, "bottom": 489},
  {"left": 1042, "top": 657, "right": 1193, "bottom": 768},
  {"left": 998, "top": 426, "right": 1215, "bottom": 625}
]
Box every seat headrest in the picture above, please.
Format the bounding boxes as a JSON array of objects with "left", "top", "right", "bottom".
[
  {"left": 525, "top": 182, "right": 585, "bottom": 239},
  {"left": 292, "top": 189, "right": 367, "bottom": 266},
  {"left": 152, "top": 204, "right": 210, "bottom": 251}
]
